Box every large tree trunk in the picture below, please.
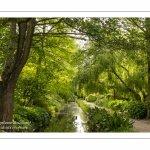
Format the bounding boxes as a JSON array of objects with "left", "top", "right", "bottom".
[
  {"left": 145, "top": 18, "right": 150, "bottom": 119},
  {"left": 0, "top": 18, "right": 36, "bottom": 129},
  {"left": 0, "top": 80, "right": 16, "bottom": 122}
]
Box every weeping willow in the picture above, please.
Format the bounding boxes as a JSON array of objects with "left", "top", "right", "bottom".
[{"left": 73, "top": 35, "right": 147, "bottom": 101}]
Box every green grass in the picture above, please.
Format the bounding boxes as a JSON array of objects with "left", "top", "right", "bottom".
[{"left": 76, "top": 99, "right": 91, "bottom": 113}]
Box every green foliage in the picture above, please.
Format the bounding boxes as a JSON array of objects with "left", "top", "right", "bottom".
[
  {"left": 87, "top": 107, "right": 112, "bottom": 132},
  {"left": 127, "top": 101, "right": 147, "bottom": 119},
  {"left": 95, "top": 98, "right": 110, "bottom": 108},
  {"left": 73, "top": 18, "right": 148, "bottom": 103},
  {"left": 15, "top": 74, "right": 47, "bottom": 106},
  {"left": 108, "top": 100, "right": 129, "bottom": 112},
  {"left": 86, "top": 94, "right": 97, "bottom": 102},
  {"left": 14, "top": 104, "right": 51, "bottom": 131},
  {"left": 111, "top": 126, "right": 136, "bottom": 132},
  {"left": 76, "top": 99, "right": 91, "bottom": 113},
  {"left": 13, "top": 114, "right": 32, "bottom": 132},
  {"left": 110, "top": 111, "right": 133, "bottom": 130},
  {"left": 12, "top": 28, "right": 78, "bottom": 132},
  {"left": 14, "top": 27, "right": 78, "bottom": 106},
  {"left": 87, "top": 107, "right": 134, "bottom": 132}
]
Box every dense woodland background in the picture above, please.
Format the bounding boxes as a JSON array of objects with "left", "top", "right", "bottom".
[{"left": 0, "top": 18, "right": 150, "bottom": 132}]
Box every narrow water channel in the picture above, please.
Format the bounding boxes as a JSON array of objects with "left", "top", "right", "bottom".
[
  {"left": 46, "top": 101, "right": 88, "bottom": 132},
  {"left": 64, "top": 102, "right": 88, "bottom": 133}
]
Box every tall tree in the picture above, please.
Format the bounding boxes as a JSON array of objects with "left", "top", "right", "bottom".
[
  {"left": 0, "top": 18, "right": 36, "bottom": 123},
  {"left": 0, "top": 17, "right": 83, "bottom": 125}
]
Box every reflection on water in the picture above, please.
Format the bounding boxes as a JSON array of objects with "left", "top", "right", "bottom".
[
  {"left": 75, "top": 115, "right": 84, "bottom": 133},
  {"left": 64, "top": 102, "right": 87, "bottom": 133}
]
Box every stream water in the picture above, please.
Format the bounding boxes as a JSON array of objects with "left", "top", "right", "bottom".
[{"left": 63, "top": 102, "right": 88, "bottom": 133}]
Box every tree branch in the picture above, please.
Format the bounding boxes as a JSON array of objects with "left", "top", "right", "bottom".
[
  {"left": 127, "top": 18, "right": 146, "bottom": 33},
  {"left": 111, "top": 68, "right": 141, "bottom": 100}
]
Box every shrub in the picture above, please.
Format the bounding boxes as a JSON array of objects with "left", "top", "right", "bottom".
[
  {"left": 110, "top": 111, "right": 133, "bottom": 129},
  {"left": 111, "top": 126, "right": 135, "bottom": 132},
  {"left": 87, "top": 95, "right": 97, "bottom": 102},
  {"left": 95, "top": 99, "right": 110, "bottom": 108},
  {"left": 14, "top": 104, "right": 51, "bottom": 131},
  {"left": 87, "top": 107, "right": 134, "bottom": 132},
  {"left": 25, "top": 106, "right": 51, "bottom": 131},
  {"left": 127, "top": 101, "right": 147, "bottom": 119},
  {"left": 108, "top": 100, "right": 128, "bottom": 112},
  {"left": 13, "top": 114, "right": 33, "bottom": 132},
  {"left": 87, "top": 107, "right": 112, "bottom": 132}
]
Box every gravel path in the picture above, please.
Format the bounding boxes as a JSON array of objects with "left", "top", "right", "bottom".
[
  {"left": 82, "top": 100, "right": 150, "bottom": 132},
  {"left": 132, "top": 119, "right": 150, "bottom": 132}
]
